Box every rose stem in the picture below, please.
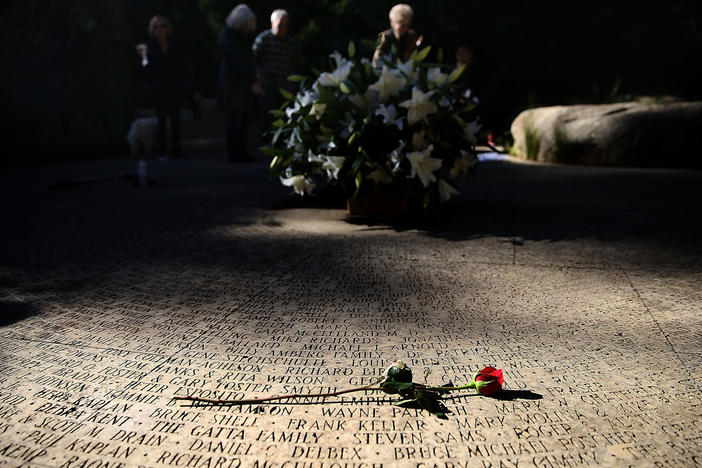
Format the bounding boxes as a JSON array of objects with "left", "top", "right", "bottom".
[
  {"left": 421, "top": 382, "right": 476, "bottom": 391},
  {"left": 173, "top": 378, "right": 385, "bottom": 405}
]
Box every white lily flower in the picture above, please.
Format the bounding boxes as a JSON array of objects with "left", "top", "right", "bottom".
[
  {"left": 390, "top": 140, "right": 407, "bottom": 173},
  {"left": 449, "top": 150, "right": 478, "bottom": 179},
  {"left": 438, "top": 179, "right": 460, "bottom": 201},
  {"left": 307, "top": 150, "right": 325, "bottom": 164},
  {"left": 329, "top": 51, "right": 351, "bottom": 69},
  {"left": 286, "top": 90, "right": 317, "bottom": 118},
  {"left": 464, "top": 119, "right": 482, "bottom": 145},
  {"left": 299, "top": 90, "right": 316, "bottom": 106},
  {"left": 427, "top": 68, "right": 448, "bottom": 87},
  {"left": 308, "top": 151, "right": 345, "bottom": 180},
  {"left": 399, "top": 87, "right": 438, "bottom": 125},
  {"left": 322, "top": 156, "right": 346, "bottom": 180},
  {"left": 280, "top": 175, "right": 315, "bottom": 196},
  {"left": 368, "top": 65, "right": 407, "bottom": 102},
  {"left": 309, "top": 102, "right": 327, "bottom": 119},
  {"left": 375, "top": 104, "right": 404, "bottom": 130},
  {"left": 395, "top": 59, "right": 417, "bottom": 79},
  {"left": 368, "top": 168, "right": 394, "bottom": 184},
  {"left": 324, "top": 140, "right": 338, "bottom": 152},
  {"left": 285, "top": 101, "right": 300, "bottom": 118},
  {"left": 316, "top": 53, "right": 353, "bottom": 88},
  {"left": 407, "top": 144, "right": 442, "bottom": 187}
]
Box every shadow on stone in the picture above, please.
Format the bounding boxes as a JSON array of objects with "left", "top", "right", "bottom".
[
  {"left": 490, "top": 390, "right": 544, "bottom": 401},
  {"left": 0, "top": 301, "right": 40, "bottom": 327},
  {"left": 343, "top": 161, "right": 702, "bottom": 251}
]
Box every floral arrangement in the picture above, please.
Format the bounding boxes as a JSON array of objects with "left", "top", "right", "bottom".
[
  {"left": 175, "top": 362, "right": 504, "bottom": 419},
  {"left": 265, "top": 42, "right": 480, "bottom": 211}
]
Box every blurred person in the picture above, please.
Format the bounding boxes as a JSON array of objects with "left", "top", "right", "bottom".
[
  {"left": 136, "top": 15, "right": 189, "bottom": 159},
  {"left": 253, "top": 9, "right": 298, "bottom": 133},
  {"left": 455, "top": 45, "right": 480, "bottom": 103},
  {"left": 217, "top": 4, "right": 264, "bottom": 162},
  {"left": 373, "top": 4, "right": 423, "bottom": 65},
  {"left": 455, "top": 44, "right": 496, "bottom": 145}
]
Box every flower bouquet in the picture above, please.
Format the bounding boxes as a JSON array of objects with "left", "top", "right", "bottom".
[{"left": 265, "top": 42, "right": 480, "bottom": 214}]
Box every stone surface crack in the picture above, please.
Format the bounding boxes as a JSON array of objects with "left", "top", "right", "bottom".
[{"left": 623, "top": 269, "right": 701, "bottom": 392}]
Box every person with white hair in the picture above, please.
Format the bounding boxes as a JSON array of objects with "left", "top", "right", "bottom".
[
  {"left": 373, "top": 4, "right": 423, "bottom": 65},
  {"left": 252, "top": 9, "right": 298, "bottom": 132},
  {"left": 216, "top": 4, "right": 264, "bottom": 162}
]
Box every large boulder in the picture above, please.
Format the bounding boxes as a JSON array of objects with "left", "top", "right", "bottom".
[{"left": 510, "top": 102, "right": 702, "bottom": 167}]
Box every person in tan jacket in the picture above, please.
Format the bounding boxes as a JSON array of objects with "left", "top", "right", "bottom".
[{"left": 373, "top": 4, "right": 423, "bottom": 65}]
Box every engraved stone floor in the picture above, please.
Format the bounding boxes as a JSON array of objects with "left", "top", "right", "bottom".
[{"left": 1, "top": 152, "right": 701, "bottom": 467}]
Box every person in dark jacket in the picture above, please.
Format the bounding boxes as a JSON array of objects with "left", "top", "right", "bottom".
[
  {"left": 454, "top": 45, "right": 480, "bottom": 103},
  {"left": 217, "top": 4, "right": 264, "bottom": 162},
  {"left": 137, "top": 15, "right": 189, "bottom": 159},
  {"left": 372, "top": 4, "right": 423, "bottom": 66}
]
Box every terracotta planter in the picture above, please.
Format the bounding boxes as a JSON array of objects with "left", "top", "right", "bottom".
[{"left": 345, "top": 181, "right": 414, "bottom": 216}]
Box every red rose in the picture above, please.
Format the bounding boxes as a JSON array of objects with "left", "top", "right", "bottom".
[{"left": 473, "top": 366, "right": 504, "bottom": 395}]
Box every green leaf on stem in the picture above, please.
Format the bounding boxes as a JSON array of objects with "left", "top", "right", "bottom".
[
  {"left": 339, "top": 81, "right": 351, "bottom": 95},
  {"left": 415, "top": 390, "right": 449, "bottom": 420},
  {"left": 348, "top": 41, "right": 356, "bottom": 59},
  {"left": 448, "top": 65, "right": 466, "bottom": 83},
  {"left": 461, "top": 102, "right": 477, "bottom": 113},
  {"left": 271, "top": 125, "right": 283, "bottom": 145},
  {"left": 414, "top": 46, "right": 432, "bottom": 63},
  {"left": 354, "top": 172, "right": 363, "bottom": 196},
  {"left": 452, "top": 114, "right": 467, "bottom": 128},
  {"left": 279, "top": 88, "right": 295, "bottom": 100},
  {"left": 287, "top": 74, "right": 305, "bottom": 82}
]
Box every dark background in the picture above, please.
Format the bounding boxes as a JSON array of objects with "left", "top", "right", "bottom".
[{"left": 1, "top": 0, "right": 700, "bottom": 165}]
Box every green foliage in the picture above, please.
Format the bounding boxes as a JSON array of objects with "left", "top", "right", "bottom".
[
  {"left": 279, "top": 88, "right": 296, "bottom": 101},
  {"left": 523, "top": 121, "right": 540, "bottom": 161},
  {"left": 347, "top": 41, "right": 356, "bottom": 59},
  {"left": 447, "top": 65, "right": 466, "bottom": 84},
  {"left": 411, "top": 45, "right": 432, "bottom": 63}
]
